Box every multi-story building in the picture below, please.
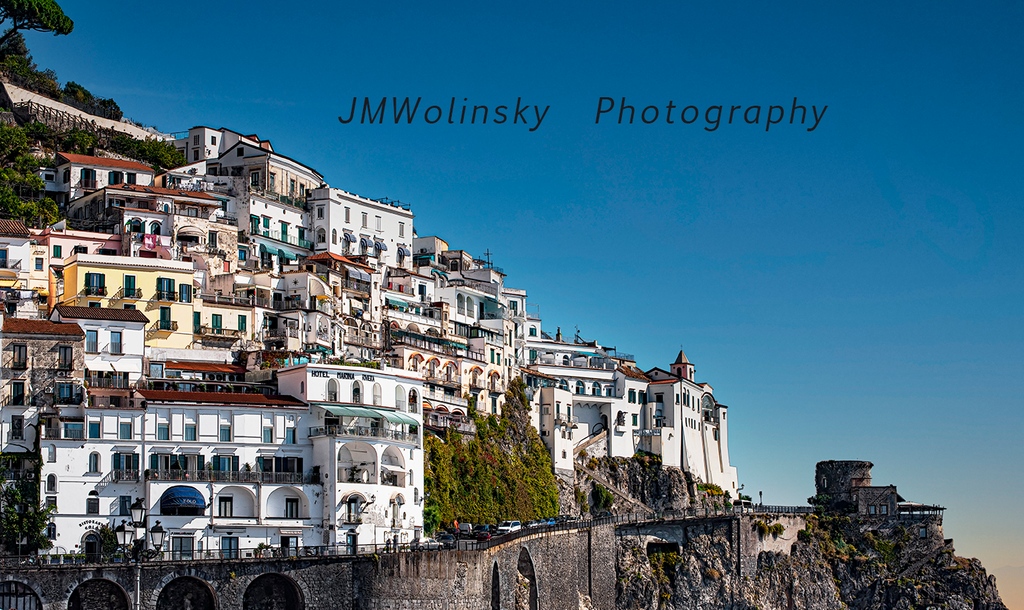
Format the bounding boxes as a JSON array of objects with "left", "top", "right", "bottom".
[
  {"left": 53, "top": 152, "right": 155, "bottom": 205},
  {"left": 276, "top": 363, "right": 424, "bottom": 547},
  {"left": 59, "top": 254, "right": 196, "bottom": 349}
]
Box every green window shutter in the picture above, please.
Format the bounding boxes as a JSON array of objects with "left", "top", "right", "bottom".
[
  {"left": 232, "top": 456, "right": 239, "bottom": 471},
  {"left": 150, "top": 454, "right": 159, "bottom": 470},
  {"left": 112, "top": 453, "right": 122, "bottom": 470},
  {"left": 197, "top": 455, "right": 205, "bottom": 470}
]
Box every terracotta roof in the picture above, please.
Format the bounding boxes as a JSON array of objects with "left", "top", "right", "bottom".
[
  {"left": 306, "top": 252, "right": 374, "bottom": 271},
  {"left": 0, "top": 219, "right": 30, "bottom": 237},
  {"left": 522, "top": 366, "right": 558, "bottom": 381},
  {"left": 57, "top": 152, "right": 154, "bottom": 173},
  {"left": 54, "top": 306, "right": 150, "bottom": 323},
  {"left": 136, "top": 390, "right": 304, "bottom": 406},
  {"left": 618, "top": 365, "right": 651, "bottom": 382},
  {"left": 164, "top": 361, "right": 247, "bottom": 374},
  {"left": 2, "top": 318, "right": 85, "bottom": 336},
  {"left": 649, "top": 378, "right": 680, "bottom": 385},
  {"left": 110, "top": 184, "right": 218, "bottom": 201}
]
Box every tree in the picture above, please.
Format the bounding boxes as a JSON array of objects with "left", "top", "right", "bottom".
[{"left": 0, "top": 0, "right": 73, "bottom": 49}]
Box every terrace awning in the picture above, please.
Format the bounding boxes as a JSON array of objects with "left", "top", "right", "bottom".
[
  {"left": 386, "top": 297, "right": 409, "bottom": 309},
  {"left": 343, "top": 233, "right": 356, "bottom": 243},
  {"left": 322, "top": 405, "right": 382, "bottom": 418},
  {"left": 381, "top": 411, "right": 419, "bottom": 426},
  {"left": 374, "top": 241, "right": 388, "bottom": 251},
  {"left": 397, "top": 246, "right": 411, "bottom": 257},
  {"left": 159, "top": 486, "right": 206, "bottom": 511},
  {"left": 359, "top": 237, "right": 374, "bottom": 249},
  {"left": 345, "top": 265, "right": 371, "bottom": 282}
]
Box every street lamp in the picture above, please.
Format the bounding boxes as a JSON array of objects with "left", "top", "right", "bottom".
[{"left": 116, "top": 498, "right": 165, "bottom": 610}]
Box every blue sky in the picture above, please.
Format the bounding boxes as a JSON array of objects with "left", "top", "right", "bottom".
[{"left": 28, "top": 0, "right": 1023, "bottom": 593}]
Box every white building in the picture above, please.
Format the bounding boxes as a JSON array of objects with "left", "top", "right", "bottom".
[{"left": 276, "top": 363, "right": 425, "bottom": 548}]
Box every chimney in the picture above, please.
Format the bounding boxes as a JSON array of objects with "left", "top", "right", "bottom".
[{"left": 555, "top": 326, "right": 562, "bottom": 342}]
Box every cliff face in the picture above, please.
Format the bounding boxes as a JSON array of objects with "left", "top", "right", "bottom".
[{"left": 615, "top": 512, "right": 1007, "bottom": 610}]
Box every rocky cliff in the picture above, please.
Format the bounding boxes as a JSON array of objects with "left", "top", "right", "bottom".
[{"left": 615, "top": 511, "right": 1006, "bottom": 610}]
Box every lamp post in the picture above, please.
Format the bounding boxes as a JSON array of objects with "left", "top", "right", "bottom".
[{"left": 115, "top": 498, "right": 165, "bottom": 610}]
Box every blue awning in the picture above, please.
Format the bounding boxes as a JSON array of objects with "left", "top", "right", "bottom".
[
  {"left": 359, "top": 237, "right": 374, "bottom": 248},
  {"left": 374, "top": 241, "right": 388, "bottom": 251},
  {"left": 159, "top": 486, "right": 207, "bottom": 511},
  {"left": 343, "top": 232, "right": 356, "bottom": 243},
  {"left": 397, "top": 246, "right": 411, "bottom": 257}
]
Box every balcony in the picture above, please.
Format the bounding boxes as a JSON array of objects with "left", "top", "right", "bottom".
[
  {"left": 422, "top": 386, "right": 468, "bottom": 407},
  {"left": 55, "top": 392, "right": 84, "bottom": 405},
  {"left": 258, "top": 229, "right": 314, "bottom": 251},
  {"left": 82, "top": 286, "right": 107, "bottom": 297},
  {"left": 79, "top": 179, "right": 98, "bottom": 189},
  {"left": 111, "top": 287, "right": 142, "bottom": 300},
  {"left": 345, "top": 332, "right": 381, "bottom": 349},
  {"left": 265, "top": 327, "right": 299, "bottom": 339},
  {"left": 154, "top": 290, "right": 177, "bottom": 302},
  {"left": 11, "top": 359, "right": 27, "bottom": 370},
  {"left": 342, "top": 279, "right": 371, "bottom": 295},
  {"left": 150, "top": 320, "right": 178, "bottom": 333},
  {"left": 308, "top": 425, "right": 420, "bottom": 445},
  {"left": 86, "top": 376, "right": 130, "bottom": 389},
  {"left": 213, "top": 215, "right": 238, "bottom": 226},
  {"left": 200, "top": 293, "right": 254, "bottom": 306},
  {"left": 250, "top": 187, "right": 308, "bottom": 210},
  {"left": 195, "top": 325, "right": 244, "bottom": 339},
  {"left": 147, "top": 469, "right": 314, "bottom": 484},
  {"left": 0, "top": 259, "right": 21, "bottom": 270},
  {"left": 425, "top": 375, "right": 462, "bottom": 390}
]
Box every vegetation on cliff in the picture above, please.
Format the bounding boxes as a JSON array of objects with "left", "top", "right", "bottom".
[{"left": 422, "top": 379, "right": 559, "bottom": 531}]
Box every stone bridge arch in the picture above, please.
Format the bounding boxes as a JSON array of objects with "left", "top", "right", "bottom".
[
  {"left": 490, "top": 561, "right": 500, "bottom": 610},
  {"left": 515, "top": 547, "right": 538, "bottom": 610},
  {"left": 0, "top": 578, "right": 43, "bottom": 610},
  {"left": 242, "top": 573, "right": 304, "bottom": 610},
  {"left": 155, "top": 575, "right": 218, "bottom": 610},
  {"left": 68, "top": 578, "right": 130, "bottom": 610}
]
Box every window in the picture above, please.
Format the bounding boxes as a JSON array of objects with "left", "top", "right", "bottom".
[
  {"left": 58, "top": 344, "right": 74, "bottom": 369},
  {"left": 221, "top": 536, "right": 238, "bottom": 559},
  {"left": 263, "top": 427, "right": 273, "bottom": 443},
  {"left": 86, "top": 496, "right": 99, "bottom": 514},
  {"left": 46, "top": 496, "right": 57, "bottom": 510},
  {"left": 88, "top": 453, "right": 100, "bottom": 473},
  {"left": 46, "top": 474, "right": 57, "bottom": 492},
  {"left": 159, "top": 306, "right": 172, "bottom": 330},
  {"left": 110, "top": 331, "right": 122, "bottom": 355},
  {"left": 47, "top": 523, "right": 56, "bottom": 540},
  {"left": 125, "top": 173, "right": 136, "bottom": 185},
  {"left": 156, "top": 277, "right": 175, "bottom": 300},
  {"left": 375, "top": 215, "right": 382, "bottom": 231},
  {"left": 208, "top": 231, "right": 218, "bottom": 248},
  {"left": 632, "top": 414, "right": 638, "bottom": 426},
  {"left": 219, "top": 424, "right": 231, "bottom": 442},
  {"left": 179, "top": 284, "right": 192, "bottom": 303},
  {"left": 398, "top": 221, "right": 405, "bottom": 238},
  {"left": 150, "top": 362, "right": 164, "bottom": 378},
  {"left": 316, "top": 228, "right": 326, "bottom": 243},
  {"left": 238, "top": 315, "right": 247, "bottom": 332},
  {"left": 52, "top": 245, "right": 62, "bottom": 258},
  {"left": 919, "top": 527, "right": 928, "bottom": 539},
  {"left": 34, "top": 257, "right": 43, "bottom": 271},
  {"left": 361, "top": 212, "right": 368, "bottom": 228},
  {"left": 10, "top": 381, "right": 24, "bottom": 406},
  {"left": 157, "top": 423, "right": 170, "bottom": 440},
  {"left": 108, "top": 170, "right": 123, "bottom": 185},
  {"left": 285, "top": 497, "right": 299, "bottom": 519},
  {"left": 193, "top": 134, "right": 200, "bottom": 145},
  {"left": 119, "top": 422, "right": 132, "bottom": 440},
  {"left": 237, "top": 147, "right": 244, "bottom": 157},
  {"left": 639, "top": 391, "right": 646, "bottom": 404},
  {"left": 250, "top": 171, "right": 260, "bottom": 187},
  {"left": 123, "top": 274, "right": 136, "bottom": 297},
  {"left": 344, "top": 207, "right": 351, "bottom": 223},
  {"left": 11, "top": 344, "right": 26, "bottom": 369},
  {"left": 88, "top": 301, "right": 101, "bottom": 308},
  {"left": 185, "top": 424, "right": 197, "bottom": 441},
  {"left": 218, "top": 496, "right": 234, "bottom": 517},
  {"left": 212, "top": 314, "right": 222, "bottom": 331},
  {"left": 317, "top": 206, "right": 324, "bottom": 219},
  {"left": 211, "top": 135, "right": 217, "bottom": 145},
  {"left": 285, "top": 428, "right": 296, "bottom": 444},
  {"left": 119, "top": 495, "right": 132, "bottom": 516}
]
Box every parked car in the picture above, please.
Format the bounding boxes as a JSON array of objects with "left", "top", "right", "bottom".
[
  {"left": 474, "top": 525, "right": 492, "bottom": 542},
  {"left": 497, "top": 520, "right": 522, "bottom": 534},
  {"left": 413, "top": 538, "right": 442, "bottom": 551},
  {"left": 457, "top": 522, "right": 474, "bottom": 539},
  {"left": 436, "top": 533, "right": 457, "bottom": 549}
]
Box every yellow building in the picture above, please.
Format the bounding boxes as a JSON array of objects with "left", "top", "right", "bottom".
[{"left": 60, "top": 253, "right": 196, "bottom": 349}]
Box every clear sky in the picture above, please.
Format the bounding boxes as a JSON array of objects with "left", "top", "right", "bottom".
[{"left": 27, "top": 0, "right": 1023, "bottom": 602}]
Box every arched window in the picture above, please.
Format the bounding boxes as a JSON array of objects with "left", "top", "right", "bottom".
[
  {"left": 457, "top": 294, "right": 465, "bottom": 315},
  {"left": 592, "top": 382, "right": 601, "bottom": 396},
  {"left": 396, "top": 386, "right": 406, "bottom": 411},
  {"left": 316, "top": 228, "right": 326, "bottom": 244},
  {"left": 46, "top": 473, "right": 57, "bottom": 493},
  {"left": 47, "top": 522, "right": 56, "bottom": 540},
  {"left": 558, "top": 379, "right": 569, "bottom": 391},
  {"left": 47, "top": 444, "right": 56, "bottom": 462},
  {"left": 327, "top": 379, "right": 339, "bottom": 402},
  {"left": 88, "top": 452, "right": 100, "bottom": 473},
  {"left": 466, "top": 297, "right": 475, "bottom": 318},
  {"left": 575, "top": 381, "right": 585, "bottom": 395},
  {"left": 408, "top": 388, "right": 419, "bottom": 413},
  {"left": 372, "top": 383, "right": 382, "bottom": 406},
  {"left": 129, "top": 218, "right": 142, "bottom": 233},
  {"left": 149, "top": 221, "right": 162, "bottom": 235},
  {"left": 332, "top": 229, "right": 338, "bottom": 244},
  {"left": 352, "top": 381, "right": 362, "bottom": 404},
  {"left": 562, "top": 355, "right": 570, "bottom": 366}
]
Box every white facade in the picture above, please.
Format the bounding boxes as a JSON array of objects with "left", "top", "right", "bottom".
[{"left": 276, "top": 364, "right": 425, "bottom": 547}]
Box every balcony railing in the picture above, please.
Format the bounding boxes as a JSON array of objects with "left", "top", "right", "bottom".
[
  {"left": 308, "top": 425, "right": 420, "bottom": 444},
  {"left": 79, "top": 179, "right": 98, "bottom": 189},
  {"left": 0, "top": 259, "right": 21, "bottom": 270},
  {"left": 147, "top": 469, "right": 314, "bottom": 484},
  {"left": 343, "top": 279, "right": 371, "bottom": 294},
  {"left": 250, "top": 187, "right": 308, "bottom": 210},
  {"left": 110, "top": 287, "right": 142, "bottom": 300},
  {"left": 265, "top": 327, "right": 299, "bottom": 339},
  {"left": 11, "top": 359, "right": 27, "bottom": 370},
  {"left": 82, "top": 286, "right": 107, "bottom": 296},
  {"left": 259, "top": 229, "right": 314, "bottom": 251},
  {"left": 86, "top": 376, "right": 130, "bottom": 389},
  {"left": 55, "top": 392, "right": 84, "bottom": 405},
  {"left": 200, "top": 293, "right": 254, "bottom": 306},
  {"left": 196, "top": 325, "right": 244, "bottom": 339},
  {"left": 422, "top": 386, "right": 468, "bottom": 407},
  {"left": 345, "top": 332, "right": 381, "bottom": 349},
  {"left": 425, "top": 375, "right": 462, "bottom": 390},
  {"left": 154, "top": 290, "right": 177, "bottom": 302},
  {"left": 151, "top": 320, "right": 178, "bottom": 332}
]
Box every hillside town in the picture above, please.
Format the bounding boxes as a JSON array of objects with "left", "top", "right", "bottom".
[{"left": 0, "top": 80, "right": 738, "bottom": 561}]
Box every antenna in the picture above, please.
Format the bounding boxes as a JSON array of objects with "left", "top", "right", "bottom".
[{"left": 483, "top": 249, "right": 493, "bottom": 268}]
